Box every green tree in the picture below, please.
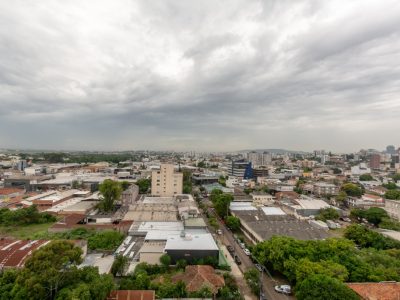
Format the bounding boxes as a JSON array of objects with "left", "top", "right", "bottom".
[
  {"left": 120, "top": 181, "right": 130, "bottom": 191},
  {"left": 182, "top": 170, "right": 193, "bottom": 194},
  {"left": 293, "top": 258, "right": 348, "bottom": 283},
  {"left": 189, "top": 286, "right": 213, "bottom": 298},
  {"left": 218, "top": 176, "right": 227, "bottom": 187},
  {"left": 176, "top": 259, "right": 187, "bottom": 270},
  {"left": 392, "top": 174, "right": 400, "bottom": 182},
  {"left": 218, "top": 273, "right": 243, "bottom": 300},
  {"left": 385, "top": 190, "right": 400, "bottom": 200},
  {"left": 316, "top": 207, "right": 340, "bottom": 221},
  {"left": 342, "top": 183, "right": 362, "bottom": 197},
  {"left": 87, "top": 230, "right": 124, "bottom": 251},
  {"left": 383, "top": 182, "right": 398, "bottom": 190},
  {"left": 71, "top": 180, "right": 82, "bottom": 189},
  {"left": 212, "top": 193, "right": 233, "bottom": 218},
  {"left": 0, "top": 205, "right": 56, "bottom": 226},
  {"left": 244, "top": 269, "right": 260, "bottom": 296},
  {"left": 364, "top": 207, "right": 388, "bottom": 226},
  {"left": 350, "top": 207, "right": 388, "bottom": 226},
  {"left": 7, "top": 240, "right": 115, "bottom": 300},
  {"left": 335, "top": 191, "right": 347, "bottom": 204},
  {"left": 136, "top": 178, "right": 151, "bottom": 194},
  {"left": 111, "top": 254, "right": 129, "bottom": 276},
  {"left": 160, "top": 254, "right": 171, "bottom": 268},
  {"left": 332, "top": 168, "right": 342, "bottom": 174},
  {"left": 344, "top": 224, "right": 400, "bottom": 250},
  {"left": 210, "top": 189, "right": 223, "bottom": 202},
  {"left": 209, "top": 217, "right": 219, "bottom": 230},
  {"left": 296, "top": 274, "right": 359, "bottom": 300},
  {"left": 243, "top": 188, "right": 253, "bottom": 195},
  {"left": 98, "top": 179, "right": 122, "bottom": 212},
  {"left": 225, "top": 216, "right": 241, "bottom": 231},
  {"left": 359, "top": 174, "right": 373, "bottom": 181},
  {"left": 379, "top": 218, "right": 400, "bottom": 231},
  {"left": 197, "top": 161, "right": 206, "bottom": 168}
]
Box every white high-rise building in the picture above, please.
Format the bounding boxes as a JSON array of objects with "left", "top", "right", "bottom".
[
  {"left": 262, "top": 152, "right": 272, "bottom": 165},
  {"left": 248, "top": 152, "right": 262, "bottom": 167},
  {"left": 151, "top": 164, "right": 183, "bottom": 196}
]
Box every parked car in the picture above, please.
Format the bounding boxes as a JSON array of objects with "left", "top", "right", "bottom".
[
  {"left": 274, "top": 285, "right": 291, "bottom": 295},
  {"left": 216, "top": 229, "right": 222, "bottom": 235},
  {"left": 255, "top": 264, "right": 263, "bottom": 272},
  {"left": 260, "top": 292, "right": 267, "bottom": 300},
  {"left": 234, "top": 255, "right": 242, "bottom": 265},
  {"left": 239, "top": 242, "right": 246, "bottom": 249},
  {"left": 244, "top": 248, "right": 251, "bottom": 256},
  {"left": 227, "top": 245, "right": 234, "bottom": 254}
]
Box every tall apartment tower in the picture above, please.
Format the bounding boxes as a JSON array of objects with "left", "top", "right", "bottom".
[
  {"left": 369, "top": 154, "right": 381, "bottom": 170},
  {"left": 247, "top": 151, "right": 262, "bottom": 167},
  {"left": 151, "top": 164, "right": 183, "bottom": 196},
  {"left": 262, "top": 152, "right": 272, "bottom": 165}
]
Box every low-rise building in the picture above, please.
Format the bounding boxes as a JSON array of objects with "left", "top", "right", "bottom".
[
  {"left": 347, "top": 282, "right": 400, "bottom": 300},
  {"left": 164, "top": 232, "right": 219, "bottom": 263},
  {"left": 313, "top": 182, "right": 339, "bottom": 196},
  {"left": 0, "top": 188, "right": 25, "bottom": 200},
  {"left": 121, "top": 184, "right": 139, "bottom": 206},
  {"left": 347, "top": 195, "right": 385, "bottom": 209},
  {"left": 107, "top": 290, "right": 155, "bottom": 300},
  {"left": 230, "top": 205, "right": 328, "bottom": 243},
  {"left": 251, "top": 192, "right": 274, "bottom": 206},
  {"left": 172, "top": 265, "right": 225, "bottom": 294},
  {"left": 385, "top": 199, "right": 400, "bottom": 221},
  {"left": 281, "top": 195, "right": 332, "bottom": 217}
]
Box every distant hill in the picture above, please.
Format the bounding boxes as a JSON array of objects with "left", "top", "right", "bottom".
[{"left": 239, "top": 148, "right": 310, "bottom": 154}]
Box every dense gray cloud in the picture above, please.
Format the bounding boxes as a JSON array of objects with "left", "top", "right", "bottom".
[{"left": 0, "top": 0, "right": 400, "bottom": 152}]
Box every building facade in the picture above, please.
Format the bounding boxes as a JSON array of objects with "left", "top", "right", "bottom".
[
  {"left": 313, "top": 182, "right": 339, "bottom": 196},
  {"left": 151, "top": 164, "right": 183, "bottom": 196},
  {"left": 369, "top": 154, "right": 381, "bottom": 170},
  {"left": 230, "top": 160, "right": 253, "bottom": 179}
]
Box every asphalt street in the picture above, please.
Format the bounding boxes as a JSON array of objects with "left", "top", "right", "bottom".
[{"left": 204, "top": 200, "right": 295, "bottom": 300}]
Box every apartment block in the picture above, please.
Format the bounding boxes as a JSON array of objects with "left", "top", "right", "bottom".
[{"left": 151, "top": 164, "right": 183, "bottom": 196}]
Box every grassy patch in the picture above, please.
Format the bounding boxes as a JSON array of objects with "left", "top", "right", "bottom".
[
  {"left": 327, "top": 227, "right": 346, "bottom": 238},
  {"left": 0, "top": 222, "right": 55, "bottom": 239}
]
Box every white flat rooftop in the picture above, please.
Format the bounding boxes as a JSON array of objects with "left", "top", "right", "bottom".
[
  {"left": 143, "top": 197, "right": 175, "bottom": 204},
  {"left": 137, "top": 221, "right": 184, "bottom": 233},
  {"left": 45, "top": 198, "right": 83, "bottom": 212},
  {"left": 261, "top": 207, "right": 286, "bottom": 215},
  {"left": 165, "top": 233, "right": 218, "bottom": 251},
  {"left": 145, "top": 230, "right": 182, "bottom": 241},
  {"left": 296, "top": 199, "right": 330, "bottom": 210},
  {"left": 230, "top": 202, "right": 257, "bottom": 211}
]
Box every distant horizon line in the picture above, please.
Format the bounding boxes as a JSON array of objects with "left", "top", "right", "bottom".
[{"left": 0, "top": 146, "right": 392, "bottom": 155}]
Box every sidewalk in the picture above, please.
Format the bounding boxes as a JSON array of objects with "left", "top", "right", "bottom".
[{"left": 219, "top": 243, "right": 257, "bottom": 300}]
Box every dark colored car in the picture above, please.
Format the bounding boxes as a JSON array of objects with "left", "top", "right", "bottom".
[
  {"left": 234, "top": 255, "right": 242, "bottom": 265},
  {"left": 227, "top": 245, "right": 234, "bottom": 253}
]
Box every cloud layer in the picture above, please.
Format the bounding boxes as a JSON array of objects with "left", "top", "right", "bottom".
[{"left": 1, "top": 0, "right": 399, "bottom": 152}]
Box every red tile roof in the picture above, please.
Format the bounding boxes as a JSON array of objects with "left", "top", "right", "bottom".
[
  {"left": 172, "top": 265, "right": 225, "bottom": 293},
  {"left": 347, "top": 282, "right": 400, "bottom": 300},
  {"left": 0, "top": 188, "right": 24, "bottom": 196},
  {"left": 0, "top": 239, "right": 50, "bottom": 269},
  {"left": 107, "top": 290, "right": 155, "bottom": 300}
]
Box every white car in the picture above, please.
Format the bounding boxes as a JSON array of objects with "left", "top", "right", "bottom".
[
  {"left": 275, "top": 285, "right": 291, "bottom": 295},
  {"left": 239, "top": 242, "right": 246, "bottom": 249},
  {"left": 244, "top": 248, "right": 251, "bottom": 256},
  {"left": 216, "top": 229, "right": 222, "bottom": 235}
]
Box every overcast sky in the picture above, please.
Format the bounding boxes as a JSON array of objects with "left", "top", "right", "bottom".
[{"left": 1, "top": 0, "right": 399, "bottom": 152}]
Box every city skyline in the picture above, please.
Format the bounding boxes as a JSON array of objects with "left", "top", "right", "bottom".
[{"left": 1, "top": 1, "right": 400, "bottom": 151}]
